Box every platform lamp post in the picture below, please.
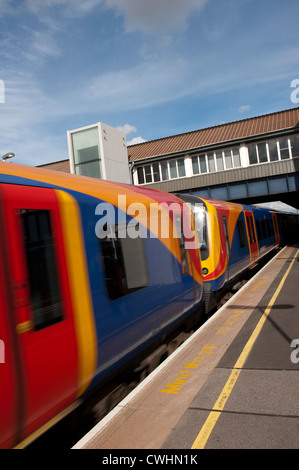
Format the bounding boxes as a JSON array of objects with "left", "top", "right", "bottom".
[{"left": 1, "top": 152, "right": 15, "bottom": 161}]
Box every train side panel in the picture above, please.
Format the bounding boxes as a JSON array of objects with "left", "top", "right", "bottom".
[
  {"left": 0, "top": 184, "right": 90, "bottom": 447},
  {"left": 78, "top": 194, "right": 204, "bottom": 388}
]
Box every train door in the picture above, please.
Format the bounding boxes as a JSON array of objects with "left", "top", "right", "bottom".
[
  {"left": 272, "top": 213, "right": 280, "bottom": 245},
  {"left": 0, "top": 184, "right": 78, "bottom": 443},
  {"left": 215, "top": 209, "right": 230, "bottom": 285},
  {"left": 0, "top": 198, "right": 20, "bottom": 448},
  {"left": 173, "top": 205, "right": 200, "bottom": 307},
  {"left": 244, "top": 210, "right": 259, "bottom": 267}
]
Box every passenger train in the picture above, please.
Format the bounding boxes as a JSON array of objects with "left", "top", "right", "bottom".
[{"left": 0, "top": 162, "right": 291, "bottom": 448}]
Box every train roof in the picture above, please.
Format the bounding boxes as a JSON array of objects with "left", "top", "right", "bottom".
[{"left": 0, "top": 162, "right": 182, "bottom": 207}]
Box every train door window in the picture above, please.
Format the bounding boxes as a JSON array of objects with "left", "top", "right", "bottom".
[
  {"left": 261, "top": 220, "right": 267, "bottom": 239},
  {"left": 222, "top": 216, "right": 230, "bottom": 255},
  {"left": 246, "top": 214, "right": 256, "bottom": 244},
  {"left": 193, "top": 205, "right": 209, "bottom": 261},
  {"left": 174, "top": 214, "right": 189, "bottom": 275},
  {"left": 255, "top": 219, "right": 262, "bottom": 241},
  {"left": 237, "top": 220, "right": 248, "bottom": 248},
  {"left": 100, "top": 224, "right": 148, "bottom": 300},
  {"left": 20, "top": 209, "right": 63, "bottom": 331}
]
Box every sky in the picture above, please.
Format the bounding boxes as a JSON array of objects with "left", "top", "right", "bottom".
[{"left": 0, "top": 0, "right": 299, "bottom": 166}]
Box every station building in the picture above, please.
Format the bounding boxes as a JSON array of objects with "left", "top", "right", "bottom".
[{"left": 39, "top": 107, "right": 299, "bottom": 209}]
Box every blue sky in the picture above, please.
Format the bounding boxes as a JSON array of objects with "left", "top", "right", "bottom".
[{"left": 0, "top": 0, "right": 299, "bottom": 166}]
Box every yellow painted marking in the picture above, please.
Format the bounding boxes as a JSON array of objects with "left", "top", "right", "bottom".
[
  {"left": 250, "top": 279, "right": 266, "bottom": 291},
  {"left": 191, "top": 247, "right": 299, "bottom": 449},
  {"left": 56, "top": 190, "right": 97, "bottom": 398}
]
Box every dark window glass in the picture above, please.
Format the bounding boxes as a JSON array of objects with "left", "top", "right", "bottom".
[
  {"left": 222, "top": 215, "right": 230, "bottom": 255},
  {"left": 261, "top": 220, "right": 267, "bottom": 238},
  {"left": 193, "top": 204, "right": 209, "bottom": 261},
  {"left": 248, "top": 144, "right": 258, "bottom": 164},
  {"left": 101, "top": 225, "right": 148, "bottom": 300},
  {"left": 169, "top": 160, "right": 178, "bottom": 179},
  {"left": 20, "top": 210, "right": 63, "bottom": 331},
  {"left": 192, "top": 156, "right": 199, "bottom": 175},
  {"left": 137, "top": 167, "right": 145, "bottom": 184},
  {"left": 152, "top": 163, "right": 161, "bottom": 182},
  {"left": 174, "top": 214, "right": 189, "bottom": 275},
  {"left": 177, "top": 158, "right": 186, "bottom": 177},
  {"left": 255, "top": 219, "right": 262, "bottom": 241},
  {"left": 199, "top": 155, "right": 207, "bottom": 173},
  {"left": 144, "top": 165, "right": 152, "bottom": 183},
  {"left": 268, "top": 140, "right": 279, "bottom": 161},
  {"left": 290, "top": 134, "right": 299, "bottom": 158},
  {"left": 160, "top": 161, "right": 169, "bottom": 180},
  {"left": 237, "top": 220, "right": 248, "bottom": 248},
  {"left": 257, "top": 142, "right": 268, "bottom": 163}
]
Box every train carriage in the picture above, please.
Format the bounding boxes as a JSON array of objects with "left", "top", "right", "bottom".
[
  {"left": 0, "top": 162, "right": 204, "bottom": 448},
  {"left": 177, "top": 194, "right": 280, "bottom": 313}
]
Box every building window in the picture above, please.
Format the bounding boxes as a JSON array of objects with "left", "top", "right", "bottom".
[
  {"left": 136, "top": 158, "right": 187, "bottom": 184},
  {"left": 290, "top": 134, "right": 299, "bottom": 158},
  {"left": 191, "top": 147, "right": 241, "bottom": 176},
  {"left": 207, "top": 152, "right": 216, "bottom": 172},
  {"left": 215, "top": 150, "right": 224, "bottom": 171},
  {"left": 248, "top": 135, "right": 298, "bottom": 165},
  {"left": 257, "top": 142, "right": 268, "bottom": 163},
  {"left": 137, "top": 167, "right": 145, "bottom": 184},
  {"left": 278, "top": 138, "right": 290, "bottom": 160},
  {"left": 160, "top": 161, "right": 169, "bottom": 181},
  {"left": 232, "top": 148, "right": 241, "bottom": 167},
  {"left": 152, "top": 163, "right": 161, "bottom": 182},
  {"left": 71, "top": 127, "right": 102, "bottom": 178},
  {"left": 268, "top": 139, "right": 279, "bottom": 161},
  {"left": 248, "top": 143, "right": 258, "bottom": 164}
]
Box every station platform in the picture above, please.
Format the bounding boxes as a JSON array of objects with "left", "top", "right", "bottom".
[{"left": 73, "top": 243, "right": 299, "bottom": 450}]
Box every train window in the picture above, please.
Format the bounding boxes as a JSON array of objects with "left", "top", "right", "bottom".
[
  {"left": 20, "top": 209, "right": 63, "bottom": 331},
  {"left": 261, "top": 220, "right": 267, "bottom": 239},
  {"left": 174, "top": 214, "right": 189, "bottom": 275},
  {"left": 193, "top": 206, "right": 209, "bottom": 261},
  {"left": 222, "top": 216, "right": 230, "bottom": 255},
  {"left": 237, "top": 220, "right": 248, "bottom": 248},
  {"left": 100, "top": 224, "right": 148, "bottom": 300},
  {"left": 256, "top": 219, "right": 262, "bottom": 241}
]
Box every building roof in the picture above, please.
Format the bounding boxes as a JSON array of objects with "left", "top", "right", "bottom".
[
  {"left": 37, "top": 159, "right": 70, "bottom": 173},
  {"left": 127, "top": 107, "right": 299, "bottom": 162}
]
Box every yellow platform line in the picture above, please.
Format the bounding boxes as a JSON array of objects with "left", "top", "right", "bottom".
[{"left": 191, "top": 247, "right": 299, "bottom": 449}]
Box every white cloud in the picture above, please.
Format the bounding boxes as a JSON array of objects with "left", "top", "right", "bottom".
[
  {"left": 127, "top": 136, "right": 147, "bottom": 146},
  {"left": 116, "top": 123, "right": 137, "bottom": 136},
  {"left": 238, "top": 105, "right": 251, "bottom": 113},
  {"left": 117, "top": 124, "right": 146, "bottom": 146}
]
